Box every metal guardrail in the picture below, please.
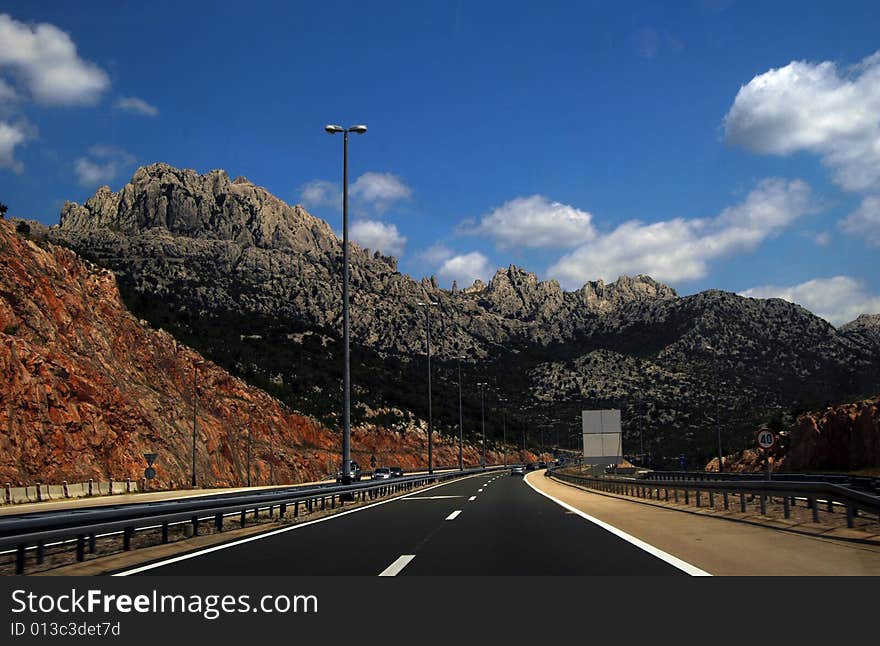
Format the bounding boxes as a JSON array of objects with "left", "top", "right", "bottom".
[
  {"left": 2, "top": 466, "right": 505, "bottom": 574},
  {"left": 547, "top": 467, "right": 880, "bottom": 533},
  {"left": 643, "top": 470, "right": 880, "bottom": 495}
]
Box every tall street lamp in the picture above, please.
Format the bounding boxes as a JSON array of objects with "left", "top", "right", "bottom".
[
  {"left": 191, "top": 358, "right": 204, "bottom": 488},
  {"left": 703, "top": 342, "right": 723, "bottom": 473},
  {"left": 457, "top": 354, "right": 465, "bottom": 470},
  {"left": 325, "top": 123, "right": 367, "bottom": 487},
  {"left": 498, "top": 397, "right": 508, "bottom": 466},
  {"left": 418, "top": 301, "right": 439, "bottom": 475},
  {"left": 477, "top": 382, "right": 488, "bottom": 467},
  {"left": 246, "top": 406, "right": 253, "bottom": 487}
]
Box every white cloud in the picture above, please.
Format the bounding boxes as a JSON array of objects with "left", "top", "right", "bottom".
[
  {"left": 739, "top": 276, "right": 880, "bottom": 326},
  {"left": 0, "top": 78, "right": 18, "bottom": 102},
  {"left": 74, "top": 145, "right": 135, "bottom": 187},
  {"left": 416, "top": 241, "right": 454, "bottom": 266},
  {"left": 812, "top": 231, "right": 831, "bottom": 246},
  {"left": 0, "top": 120, "right": 27, "bottom": 173},
  {"left": 350, "top": 219, "right": 407, "bottom": 256},
  {"left": 723, "top": 51, "right": 880, "bottom": 192},
  {"left": 299, "top": 179, "right": 341, "bottom": 210},
  {"left": 0, "top": 13, "right": 109, "bottom": 105},
  {"left": 547, "top": 178, "right": 813, "bottom": 287},
  {"left": 299, "top": 172, "right": 411, "bottom": 213},
  {"left": 464, "top": 194, "right": 597, "bottom": 250},
  {"left": 350, "top": 172, "right": 411, "bottom": 212},
  {"left": 437, "top": 251, "right": 492, "bottom": 287},
  {"left": 840, "top": 195, "right": 880, "bottom": 247},
  {"left": 115, "top": 96, "right": 158, "bottom": 117}
]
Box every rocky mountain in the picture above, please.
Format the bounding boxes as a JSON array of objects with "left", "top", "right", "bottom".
[
  {"left": 45, "top": 163, "right": 880, "bottom": 467},
  {"left": 0, "top": 219, "right": 513, "bottom": 487},
  {"left": 840, "top": 314, "right": 880, "bottom": 353}
]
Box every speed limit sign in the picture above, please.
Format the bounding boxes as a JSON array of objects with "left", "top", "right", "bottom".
[{"left": 756, "top": 429, "right": 776, "bottom": 450}]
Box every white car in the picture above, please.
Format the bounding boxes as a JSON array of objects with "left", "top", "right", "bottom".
[
  {"left": 510, "top": 464, "right": 526, "bottom": 476},
  {"left": 371, "top": 467, "right": 392, "bottom": 480}
]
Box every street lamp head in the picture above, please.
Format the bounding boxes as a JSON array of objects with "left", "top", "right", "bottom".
[
  {"left": 349, "top": 124, "right": 368, "bottom": 134},
  {"left": 324, "top": 124, "right": 344, "bottom": 134}
]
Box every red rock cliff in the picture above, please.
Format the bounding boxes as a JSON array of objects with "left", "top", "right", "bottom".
[{"left": 0, "top": 222, "right": 522, "bottom": 487}]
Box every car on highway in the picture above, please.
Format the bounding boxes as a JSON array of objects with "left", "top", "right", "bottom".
[
  {"left": 335, "top": 460, "right": 362, "bottom": 483},
  {"left": 371, "top": 467, "right": 392, "bottom": 480},
  {"left": 389, "top": 466, "right": 404, "bottom": 478},
  {"left": 510, "top": 464, "right": 526, "bottom": 476},
  {"left": 525, "top": 462, "right": 538, "bottom": 471},
  {"left": 537, "top": 461, "right": 547, "bottom": 469}
]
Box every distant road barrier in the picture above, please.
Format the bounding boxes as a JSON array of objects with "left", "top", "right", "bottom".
[
  {"left": 547, "top": 467, "right": 880, "bottom": 534},
  {"left": 643, "top": 470, "right": 880, "bottom": 495},
  {"left": 3, "top": 479, "right": 145, "bottom": 505},
  {"left": 0, "top": 466, "right": 505, "bottom": 574}
]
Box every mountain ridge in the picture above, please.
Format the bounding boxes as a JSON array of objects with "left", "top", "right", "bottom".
[{"left": 43, "top": 163, "right": 880, "bottom": 464}]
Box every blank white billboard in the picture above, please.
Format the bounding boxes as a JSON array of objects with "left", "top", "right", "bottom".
[{"left": 582, "top": 409, "right": 622, "bottom": 465}]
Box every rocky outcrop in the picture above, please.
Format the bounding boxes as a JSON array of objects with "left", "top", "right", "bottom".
[
  {"left": 0, "top": 220, "right": 517, "bottom": 487},
  {"left": 784, "top": 396, "right": 880, "bottom": 471},
  {"left": 708, "top": 395, "right": 879, "bottom": 472},
  {"left": 840, "top": 314, "right": 880, "bottom": 353}
]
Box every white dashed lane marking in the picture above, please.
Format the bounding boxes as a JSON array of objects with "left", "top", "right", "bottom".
[
  {"left": 445, "top": 510, "right": 462, "bottom": 521},
  {"left": 379, "top": 555, "right": 416, "bottom": 576}
]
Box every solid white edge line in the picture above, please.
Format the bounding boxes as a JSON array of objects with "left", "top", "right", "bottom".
[
  {"left": 523, "top": 472, "right": 711, "bottom": 577},
  {"left": 445, "top": 510, "right": 462, "bottom": 521},
  {"left": 113, "top": 473, "right": 488, "bottom": 576},
  {"left": 379, "top": 554, "right": 415, "bottom": 576}
]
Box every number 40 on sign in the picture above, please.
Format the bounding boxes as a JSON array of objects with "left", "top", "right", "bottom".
[{"left": 756, "top": 429, "right": 776, "bottom": 450}]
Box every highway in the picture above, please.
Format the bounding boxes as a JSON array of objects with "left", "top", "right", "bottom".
[{"left": 115, "top": 471, "right": 697, "bottom": 576}]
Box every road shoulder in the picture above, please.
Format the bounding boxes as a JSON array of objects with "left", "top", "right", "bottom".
[{"left": 525, "top": 471, "right": 880, "bottom": 576}]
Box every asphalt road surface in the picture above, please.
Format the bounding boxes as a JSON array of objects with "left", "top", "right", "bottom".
[{"left": 117, "top": 471, "right": 692, "bottom": 576}]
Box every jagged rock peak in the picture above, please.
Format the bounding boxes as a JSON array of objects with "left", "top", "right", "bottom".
[
  {"left": 841, "top": 313, "right": 880, "bottom": 329},
  {"left": 58, "top": 162, "right": 337, "bottom": 254},
  {"left": 575, "top": 274, "right": 676, "bottom": 309}
]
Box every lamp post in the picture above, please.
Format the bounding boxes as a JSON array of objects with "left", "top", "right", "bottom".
[
  {"left": 457, "top": 354, "right": 465, "bottom": 470},
  {"left": 477, "top": 382, "right": 488, "bottom": 467},
  {"left": 325, "top": 123, "right": 367, "bottom": 487},
  {"left": 191, "top": 359, "right": 204, "bottom": 488},
  {"left": 417, "top": 301, "right": 439, "bottom": 474},
  {"left": 246, "top": 407, "right": 252, "bottom": 487},
  {"left": 703, "top": 342, "right": 723, "bottom": 473},
  {"left": 498, "top": 398, "right": 508, "bottom": 466}
]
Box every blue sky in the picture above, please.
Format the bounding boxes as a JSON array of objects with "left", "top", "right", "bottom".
[{"left": 1, "top": 1, "right": 879, "bottom": 324}]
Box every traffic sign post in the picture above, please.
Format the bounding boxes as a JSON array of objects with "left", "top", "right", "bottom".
[
  {"left": 143, "top": 453, "right": 158, "bottom": 489},
  {"left": 755, "top": 429, "right": 776, "bottom": 480}
]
